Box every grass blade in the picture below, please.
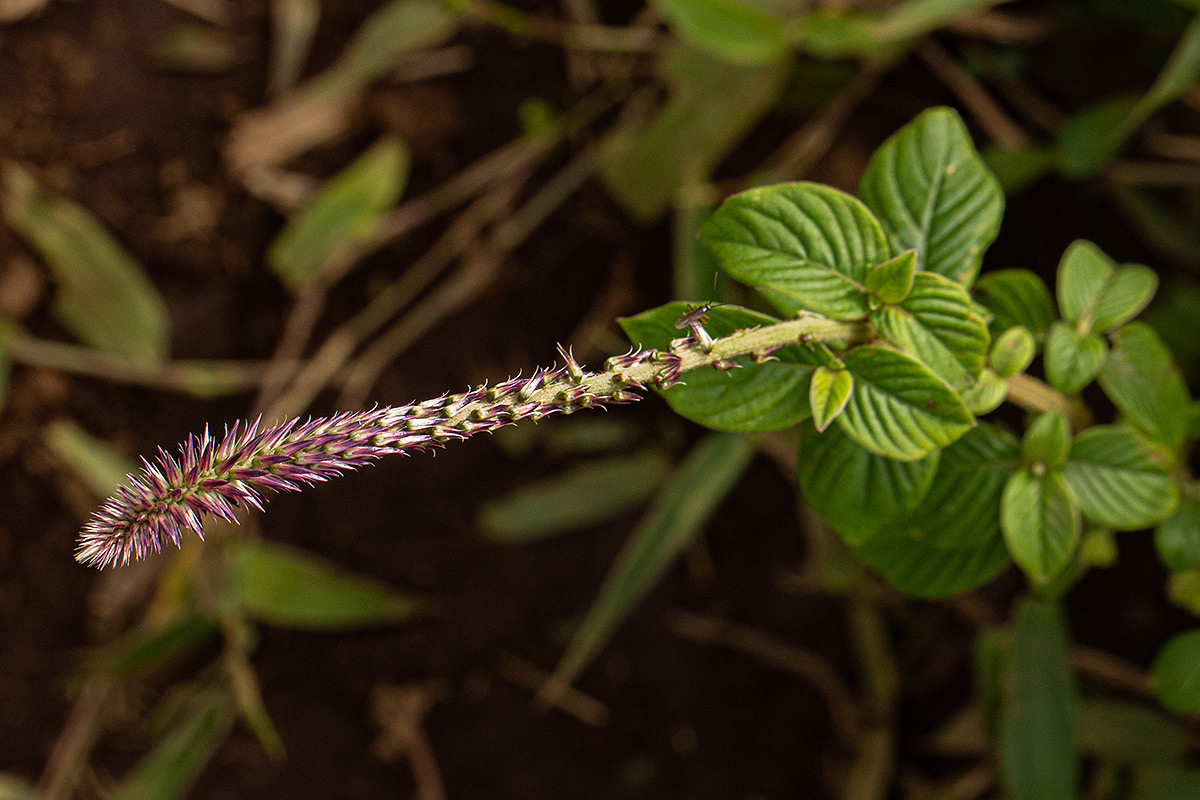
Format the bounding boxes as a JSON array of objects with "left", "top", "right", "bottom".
[{"left": 543, "top": 432, "right": 756, "bottom": 699}]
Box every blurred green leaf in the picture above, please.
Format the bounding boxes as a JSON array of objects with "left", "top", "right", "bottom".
[
  {"left": 89, "top": 614, "right": 219, "bottom": 679},
  {"left": 856, "top": 424, "right": 1017, "bottom": 596},
  {"left": 857, "top": 523, "right": 1010, "bottom": 598},
  {"left": 226, "top": 541, "right": 425, "bottom": 629},
  {"left": 1023, "top": 411, "right": 1071, "bottom": 471},
  {"left": 1128, "top": 14, "right": 1200, "bottom": 132},
  {"left": 603, "top": 45, "right": 785, "bottom": 222},
  {"left": 1000, "top": 598, "right": 1079, "bottom": 800},
  {"left": 1156, "top": 486, "right": 1200, "bottom": 570},
  {"left": 798, "top": 422, "right": 938, "bottom": 546},
  {"left": 974, "top": 269, "right": 1055, "bottom": 338},
  {"left": 1134, "top": 766, "right": 1200, "bottom": 800},
  {"left": 1099, "top": 323, "right": 1191, "bottom": 451},
  {"left": 1055, "top": 96, "right": 1137, "bottom": 178},
  {"left": 1056, "top": 240, "right": 1158, "bottom": 333},
  {"left": 1001, "top": 469, "right": 1081, "bottom": 584},
  {"left": 1062, "top": 425, "right": 1179, "bottom": 530},
  {"left": 311, "top": 0, "right": 458, "bottom": 96},
  {"left": 1077, "top": 698, "right": 1188, "bottom": 764},
  {"left": 1151, "top": 629, "right": 1200, "bottom": 713},
  {"left": 0, "top": 164, "right": 170, "bottom": 365},
  {"left": 479, "top": 450, "right": 671, "bottom": 543},
  {"left": 43, "top": 419, "right": 136, "bottom": 497},
  {"left": 548, "top": 432, "right": 755, "bottom": 692},
  {"left": 860, "top": 106, "right": 1004, "bottom": 284},
  {"left": 905, "top": 423, "right": 1019, "bottom": 540},
  {"left": 673, "top": 186, "right": 720, "bottom": 302},
  {"left": 0, "top": 775, "right": 33, "bottom": 800},
  {"left": 990, "top": 326, "right": 1036, "bottom": 377},
  {"left": 1043, "top": 322, "right": 1107, "bottom": 395},
  {"left": 267, "top": 136, "right": 409, "bottom": 291},
  {"left": 654, "top": 0, "right": 789, "bottom": 64},
  {"left": 1113, "top": 186, "right": 1200, "bottom": 270},
  {"left": 983, "top": 143, "right": 1056, "bottom": 195},
  {"left": 702, "top": 182, "right": 887, "bottom": 319},
  {"left": 621, "top": 302, "right": 821, "bottom": 432},
  {"left": 110, "top": 690, "right": 236, "bottom": 800},
  {"left": 873, "top": 0, "right": 1008, "bottom": 43},
  {"left": 837, "top": 345, "right": 974, "bottom": 461},
  {"left": 154, "top": 24, "right": 244, "bottom": 72},
  {"left": 1167, "top": 569, "right": 1200, "bottom": 616},
  {"left": 222, "top": 619, "right": 284, "bottom": 761},
  {"left": 961, "top": 367, "right": 1007, "bottom": 414}
]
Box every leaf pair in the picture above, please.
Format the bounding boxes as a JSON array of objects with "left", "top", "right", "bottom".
[
  {"left": 1002, "top": 415, "right": 1178, "bottom": 585},
  {"left": 1044, "top": 241, "right": 1158, "bottom": 394}
]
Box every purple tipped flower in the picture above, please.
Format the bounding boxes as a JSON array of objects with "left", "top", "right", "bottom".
[{"left": 77, "top": 348, "right": 681, "bottom": 569}]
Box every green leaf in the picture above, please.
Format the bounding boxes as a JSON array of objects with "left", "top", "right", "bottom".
[
  {"left": 974, "top": 269, "right": 1055, "bottom": 337},
  {"left": 961, "top": 368, "right": 1007, "bottom": 414},
  {"left": 1151, "top": 629, "right": 1200, "bottom": 714},
  {"left": 1000, "top": 598, "right": 1079, "bottom": 800},
  {"left": 1113, "top": 15, "right": 1200, "bottom": 173},
  {"left": 267, "top": 137, "right": 409, "bottom": 291},
  {"left": 1156, "top": 487, "right": 1200, "bottom": 570},
  {"left": 0, "top": 774, "right": 34, "bottom": 800},
  {"left": 873, "top": 0, "right": 1008, "bottom": 43},
  {"left": 1077, "top": 698, "right": 1188, "bottom": 765},
  {"left": 1056, "top": 240, "right": 1158, "bottom": 333},
  {"left": 797, "top": 422, "right": 939, "bottom": 546},
  {"left": 983, "top": 142, "right": 1056, "bottom": 194},
  {"left": 856, "top": 525, "right": 1010, "bottom": 599},
  {"left": 864, "top": 249, "right": 916, "bottom": 305},
  {"left": 0, "top": 164, "right": 170, "bottom": 366},
  {"left": 1022, "top": 411, "right": 1071, "bottom": 471},
  {"left": 1167, "top": 570, "right": 1200, "bottom": 617},
  {"left": 899, "top": 422, "right": 1020, "bottom": 547},
  {"left": 1055, "top": 95, "right": 1138, "bottom": 178},
  {"left": 1001, "top": 468, "right": 1081, "bottom": 584},
  {"left": 42, "top": 419, "right": 136, "bottom": 498},
  {"left": 225, "top": 541, "right": 425, "bottom": 629},
  {"left": 790, "top": 11, "right": 878, "bottom": 59},
  {"left": 88, "top": 614, "right": 218, "bottom": 679},
  {"left": 1134, "top": 766, "right": 1200, "bottom": 800},
  {"left": 859, "top": 106, "right": 1004, "bottom": 283},
  {"left": 548, "top": 432, "right": 755, "bottom": 692},
  {"left": 835, "top": 345, "right": 974, "bottom": 461},
  {"left": 110, "top": 690, "right": 236, "bottom": 800},
  {"left": 990, "top": 326, "right": 1036, "bottom": 378},
  {"left": 654, "top": 0, "right": 789, "bottom": 64},
  {"left": 700, "top": 182, "right": 888, "bottom": 319},
  {"left": 870, "top": 271, "right": 989, "bottom": 390},
  {"left": 1043, "top": 321, "right": 1107, "bottom": 395},
  {"left": 620, "top": 302, "right": 821, "bottom": 432},
  {"left": 478, "top": 451, "right": 671, "bottom": 543},
  {"left": 809, "top": 366, "right": 852, "bottom": 432},
  {"left": 603, "top": 46, "right": 785, "bottom": 222},
  {"left": 1099, "top": 322, "right": 1191, "bottom": 451},
  {"left": 313, "top": 0, "right": 458, "bottom": 95},
  {"left": 1061, "top": 426, "right": 1179, "bottom": 530}
]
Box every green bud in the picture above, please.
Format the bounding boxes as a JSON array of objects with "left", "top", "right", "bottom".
[{"left": 990, "top": 326, "right": 1036, "bottom": 378}]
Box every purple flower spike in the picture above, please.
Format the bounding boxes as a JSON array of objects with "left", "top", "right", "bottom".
[{"left": 76, "top": 344, "right": 686, "bottom": 569}]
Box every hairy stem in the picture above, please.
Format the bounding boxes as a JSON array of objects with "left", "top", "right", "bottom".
[{"left": 77, "top": 313, "right": 860, "bottom": 569}]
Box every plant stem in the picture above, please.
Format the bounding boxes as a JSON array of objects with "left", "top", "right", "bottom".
[{"left": 1004, "top": 373, "right": 1092, "bottom": 429}]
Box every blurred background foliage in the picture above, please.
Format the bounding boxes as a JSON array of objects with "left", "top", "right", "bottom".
[{"left": 3, "top": 1, "right": 1200, "bottom": 798}]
